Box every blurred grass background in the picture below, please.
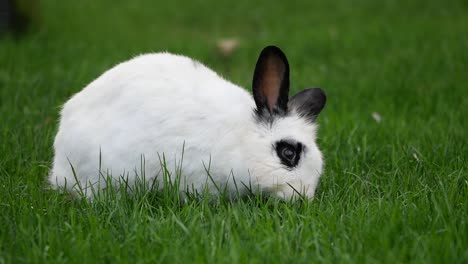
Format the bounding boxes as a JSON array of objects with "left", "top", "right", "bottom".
[{"left": 0, "top": 0, "right": 467, "bottom": 263}]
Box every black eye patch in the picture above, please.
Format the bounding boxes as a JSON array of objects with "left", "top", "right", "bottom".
[{"left": 274, "top": 140, "right": 303, "bottom": 168}]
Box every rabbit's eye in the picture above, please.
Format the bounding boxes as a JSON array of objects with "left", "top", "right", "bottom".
[
  {"left": 275, "top": 140, "right": 303, "bottom": 168},
  {"left": 282, "top": 147, "right": 296, "bottom": 161}
]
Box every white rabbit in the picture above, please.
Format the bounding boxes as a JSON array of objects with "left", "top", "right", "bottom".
[{"left": 49, "top": 46, "right": 326, "bottom": 199}]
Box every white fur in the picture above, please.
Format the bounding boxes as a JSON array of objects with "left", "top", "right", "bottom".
[{"left": 49, "top": 52, "right": 323, "bottom": 199}]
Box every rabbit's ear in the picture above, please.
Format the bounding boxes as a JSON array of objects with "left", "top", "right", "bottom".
[
  {"left": 288, "top": 88, "right": 326, "bottom": 122},
  {"left": 252, "top": 46, "right": 290, "bottom": 116}
]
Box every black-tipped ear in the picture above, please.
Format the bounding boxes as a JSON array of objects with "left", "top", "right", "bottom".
[
  {"left": 252, "top": 46, "right": 290, "bottom": 116},
  {"left": 288, "top": 88, "right": 326, "bottom": 122}
]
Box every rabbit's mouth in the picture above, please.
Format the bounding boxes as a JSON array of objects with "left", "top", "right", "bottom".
[{"left": 263, "top": 182, "right": 315, "bottom": 200}]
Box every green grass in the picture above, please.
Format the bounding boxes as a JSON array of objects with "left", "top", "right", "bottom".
[{"left": 1, "top": 0, "right": 467, "bottom": 263}]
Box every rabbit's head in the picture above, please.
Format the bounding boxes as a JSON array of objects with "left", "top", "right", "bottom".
[{"left": 244, "top": 46, "right": 326, "bottom": 199}]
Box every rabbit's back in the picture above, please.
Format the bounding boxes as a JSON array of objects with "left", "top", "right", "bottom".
[{"left": 50, "top": 53, "right": 254, "bottom": 193}]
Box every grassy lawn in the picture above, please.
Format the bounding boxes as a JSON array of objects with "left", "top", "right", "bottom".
[{"left": 1, "top": 0, "right": 467, "bottom": 263}]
